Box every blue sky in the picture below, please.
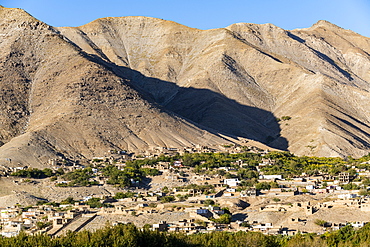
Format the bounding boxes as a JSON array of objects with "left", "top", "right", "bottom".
[{"left": 2, "top": 0, "right": 370, "bottom": 37}]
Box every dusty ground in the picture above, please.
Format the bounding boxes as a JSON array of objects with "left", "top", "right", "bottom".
[{"left": 0, "top": 177, "right": 121, "bottom": 207}]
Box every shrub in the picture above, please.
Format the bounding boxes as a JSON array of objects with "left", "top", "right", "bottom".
[
  {"left": 114, "top": 192, "right": 135, "bottom": 199},
  {"left": 212, "top": 214, "right": 231, "bottom": 224},
  {"left": 160, "top": 196, "right": 175, "bottom": 203},
  {"left": 314, "top": 219, "right": 328, "bottom": 227},
  {"left": 36, "top": 221, "right": 52, "bottom": 230},
  {"left": 203, "top": 199, "right": 215, "bottom": 206}
]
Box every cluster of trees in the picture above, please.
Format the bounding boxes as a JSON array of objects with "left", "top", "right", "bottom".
[
  {"left": 258, "top": 151, "right": 370, "bottom": 178},
  {"left": 211, "top": 213, "right": 232, "bottom": 224},
  {"left": 258, "top": 152, "right": 346, "bottom": 177},
  {"left": 101, "top": 165, "right": 142, "bottom": 187},
  {"left": 0, "top": 223, "right": 275, "bottom": 247},
  {"left": 36, "top": 196, "right": 112, "bottom": 209},
  {"left": 160, "top": 195, "right": 175, "bottom": 203},
  {"left": 55, "top": 164, "right": 145, "bottom": 188},
  {"left": 113, "top": 192, "right": 135, "bottom": 199},
  {"left": 151, "top": 151, "right": 370, "bottom": 188},
  {"left": 181, "top": 152, "right": 261, "bottom": 170},
  {"left": 186, "top": 184, "right": 215, "bottom": 192},
  {"left": 9, "top": 150, "right": 370, "bottom": 190},
  {"left": 11, "top": 168, "right": 64, "bottom": 179},
  {"left": 84, "top": 197, "right": 111, "bottom": 208},
  {"left": 35, "top": 221, "right": 52, "bottom": 230},
  {"left": 140, "top": 167, "right": 160, "bottom": 176},
  {"left": 166, "top": 151, "right": 370, "bottom": 181},
  {"left": 3, "top": 222, "right": 370, "bottom": 247},
  {"left": 11, "top": 164, "right": 160, "bottom": 189},
  {"left": 173, "top": 184, "right": 216, "bottom": 196},
  {"left": 58, "top": 168, "right": 98, "bottom": 187},
  {"left": 210, "top": 207, "right": 232, "bottom": 224},
  {"left": 254, "top": 181, "right": 279, "bottom": 191}
]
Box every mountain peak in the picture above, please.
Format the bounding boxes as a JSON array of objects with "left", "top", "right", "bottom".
[
  {"left": 0, "top": 5, "right": 46, "bottom": 27},
  {"left": 311, "top": 20, "right": 343, "bottom": 30}
]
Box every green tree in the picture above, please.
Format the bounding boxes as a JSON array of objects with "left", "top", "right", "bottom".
[
  {"left": 203, "top": 199, "right": 215, "bottom": 206},
  {"left": 212, "top": 213, "right": 232, "bottom": 224},
  {"left": 60, "top": 197, "right": 76, "bottom": 205},
  {"left": 36, "top": 221, "right": 52, "bottom": 230},
  {"left": 114, "top": 192, "right": 135, "bottom": 199},
  {"left": 85, "top": 197, "right": 103, "bottom": 208},
  {"left": 314, "top": 219, "right": 328, "bottom": 227},
  {"left": 160, "top": 196, "right": 175, "bottom": 203},
  {"left": 281, "top": 116, "right": 292, "bottom": 121},
  {"left": 255, "top": 182, "right": 271, "bottom": 190},
  {"left": 343, "top": 183, "right": 360, "bottom": 190}
]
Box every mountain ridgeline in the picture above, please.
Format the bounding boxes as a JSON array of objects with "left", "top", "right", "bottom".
[{"left": 0, "top": 6, "right": 370, "bottom": 166}]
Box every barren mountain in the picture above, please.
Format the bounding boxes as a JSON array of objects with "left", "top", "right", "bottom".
[
  {"left": 0, "top": 7, "right": 235, "bottom": 167},
  {"left": 57, "top": 17, "right": 370, "bottom": 158},
  {"left": 0, "top": 6, "right": 370, "bottom": 167}
]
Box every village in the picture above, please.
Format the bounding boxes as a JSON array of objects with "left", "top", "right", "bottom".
[{"left": 1, "top": 144, "right": 370, "bottom": 238}]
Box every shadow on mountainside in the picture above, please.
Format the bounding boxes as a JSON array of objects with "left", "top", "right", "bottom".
[
  {"left": 85, "top": 54, "right": 288, "bottom": 151},
  {"left": 287, "top": 32, "right": 353, "bottom": 81}
]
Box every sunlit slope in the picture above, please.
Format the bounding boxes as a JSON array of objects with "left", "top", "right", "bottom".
[{"left": 57, "top": 17, "right": 370, "bottom": 157}]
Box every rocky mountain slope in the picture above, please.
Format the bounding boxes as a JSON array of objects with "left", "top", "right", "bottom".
[
  {"left": 0, "top": 7, "right": 235, "bottom": 167},
  {"left": 0, "top": 6, "right": 370, "bottom": 166},
  {"left": 57, "top": 17, "right": 370, "bottom": 158}
]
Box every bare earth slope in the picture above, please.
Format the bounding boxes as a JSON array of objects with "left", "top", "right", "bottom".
[
  {"left": 1, "top": 7, "right": 370, "bottom": 166},
  {"left": 0, "top": 7, "right": 233, "bottom": 167},
  {"left": 57, "top": 17, "right": 370, "bottom": 158}
]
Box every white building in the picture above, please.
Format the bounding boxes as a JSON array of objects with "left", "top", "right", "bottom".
[
  {"left": 306, "top": 185, "right": 315, "bottom": 190},
  {"left": 338, "top": 194, "right": 357, "bottom": 199},
  {"left": 223, "top": 178, "right": 240, "bottom": 187},
  {"left": 259, "top": 175, "right": 283, "bottom": 180}
]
